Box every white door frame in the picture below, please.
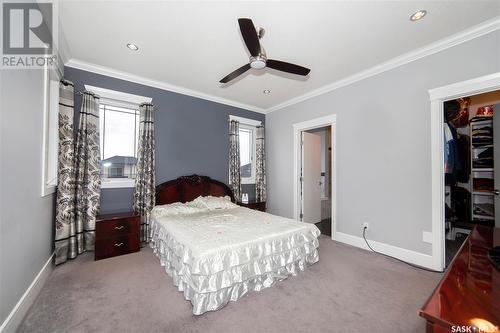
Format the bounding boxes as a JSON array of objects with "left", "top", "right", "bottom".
[
  {"left": 293, "top": 114, "right": 337, "bottom": 239},
  {"left": 429, "top": 72, "right": 500, "bottom": 271}
]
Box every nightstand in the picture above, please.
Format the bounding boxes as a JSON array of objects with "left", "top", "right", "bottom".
[
  {"left": 95, "top": 212, "right": 140, "bottom": 260},
  {"left": 238, "top": 201, "right": 266, "bottom": 212}
]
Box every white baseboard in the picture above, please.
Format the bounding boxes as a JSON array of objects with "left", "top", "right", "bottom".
[
  {"left": 0, "top": 253, "right": 54, "bottom": 333},
  {"left": 332, "top": 231, "right": 434, "bottom": 269}
]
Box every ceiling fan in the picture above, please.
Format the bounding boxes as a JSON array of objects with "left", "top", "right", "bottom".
[{"left": 219, "top": 18, "right": 311, "bottom": 84}]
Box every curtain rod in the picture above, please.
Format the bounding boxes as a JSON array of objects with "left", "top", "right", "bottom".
[{"left": 60, "top": 78, "right": 99, "bottom": 97}]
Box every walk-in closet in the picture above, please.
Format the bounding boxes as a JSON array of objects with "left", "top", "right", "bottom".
[{"left": 444, "top": 90, "right": 500, "bottom": 266}]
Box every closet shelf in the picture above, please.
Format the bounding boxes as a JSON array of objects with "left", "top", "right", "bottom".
[
  {"left": 471, "top": 120, "right": 493, "bottom": 127},
  {"left": 473, "top": 192, "right": 494, "bottom": 196},
  {"left": 472, "top": 168, "right": 494, "bottom": 172},
  {"left": 472, "top": 214, "right": 495, "bottom": 221}
]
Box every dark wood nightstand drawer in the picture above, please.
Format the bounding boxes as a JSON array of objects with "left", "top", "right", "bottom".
[
  {"left": 237, "top": 201, "right": 266, "bottom": 212},
  {"left": 95, "top": 234, "right": 140, "bottom": 260},
  {"left": 95, "top": 212, "right": 140, "bottom": 260},
  {"left": 95, "top": 216, "right": 140, "bottom": 240}
]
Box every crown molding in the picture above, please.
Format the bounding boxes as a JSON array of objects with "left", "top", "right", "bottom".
[
  {"left": 266, "top": 16, "right": 500, "bottom": 113},
  {"left": 64, "top": 59, "right": 267, "bottom": 114}
]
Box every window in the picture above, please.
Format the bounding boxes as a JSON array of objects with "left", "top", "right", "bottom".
[
  {"left": 85, "top": 85, "right": 152, "bottom": 189},
  {"left": 99, "top": 103, "right": 139, "bottom": 187},
  {"left": 41, "top": 67, "right": 60, "bottom": 196},
  {"left": 109, "top": 167, "right": 124, "bottom": 178},
  {"left": 229, "top": 115, "right": 262, "bottom": 185},
  {"left": 239, "top": 125, "right": 256, "bottom": 182}
]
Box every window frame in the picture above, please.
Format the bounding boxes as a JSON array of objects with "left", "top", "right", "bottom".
[
  {"left": 85, "top": 85, "right": 152, "bottom": 189},
  {"left": 41, "top": 66, "right": 61, "bottom": 197},
  {"left": 229, "top": 115, "right": 262, "bottom": 185},
  {"left": 98, "top": 100, "right": 139, "bottom": 189}
]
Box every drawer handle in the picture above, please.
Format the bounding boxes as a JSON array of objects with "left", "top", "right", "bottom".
[
  {"left": 114, "top": 226, "right": 124, "bottom": 230},
  {"left": 114, "top": 242, "right": 124, "bottom": 247}
]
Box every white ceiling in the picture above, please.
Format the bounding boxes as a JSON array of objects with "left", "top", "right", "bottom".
[{"left": 59, "top": 1, "right": 500, "bottom": 113}]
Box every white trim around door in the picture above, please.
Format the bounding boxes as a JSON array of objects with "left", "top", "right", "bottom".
[
  {"left": 293, "top": 114, "right": 337, "bottom": 239},
  {"left": 429, "top": 72, "right": 500, "bottom": 271}
]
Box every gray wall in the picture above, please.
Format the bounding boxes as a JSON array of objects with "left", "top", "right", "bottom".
[
  {"left": 266, "top": 31, "right": 500, "bottom": 255},
  {"left": 0, "top": 69, "right": 56, "bottom": 324},
  {"left": 64, "top": 67, "right": 264, "bottom": 214}
]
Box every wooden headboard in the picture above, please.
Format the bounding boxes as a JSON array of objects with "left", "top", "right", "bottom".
[{"left": 155, "top": 175, "right": 235, "bottom": 205}]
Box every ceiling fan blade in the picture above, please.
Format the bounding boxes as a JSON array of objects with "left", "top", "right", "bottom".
[
  {"left": 267, "top": 59, "right": 310, "bottom": 76},
  {"left": 219, "top": 63, "right": 251, "bottom": 83},
  {"left": 238, "top": 18, "right": 261, "bottom": 57}
]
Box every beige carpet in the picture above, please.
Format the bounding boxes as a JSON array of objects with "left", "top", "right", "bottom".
[{"left": 18, "top": 236, "right": 441, "bottom": 333}]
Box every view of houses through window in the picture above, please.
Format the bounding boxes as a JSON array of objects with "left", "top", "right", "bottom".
[{"left": 99, "top": 104, "right": 139, "bottom": 183}]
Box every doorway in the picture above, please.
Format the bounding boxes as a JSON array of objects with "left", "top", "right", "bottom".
[
  {"left": 302, "top": 127, "right": 332, "bottom": 235},
  {"left": 443, "top": 90, "right": 500, "bottom": 267},
  {"left": 429, "top": 72, "right": 500, "bottom": 271},
  {"left": 293, "top": 114, "right": 337, "bottom": 239}
]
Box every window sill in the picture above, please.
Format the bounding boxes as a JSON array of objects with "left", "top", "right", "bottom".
[
  {"left": 41, "top": 184, "right": 56, "bottom": 197},
  {"left": 241, "top": 179, "right": 256, "bottom": 185},
  {"left": 101, "top": 179, "right": 135, "bottom": 189}
]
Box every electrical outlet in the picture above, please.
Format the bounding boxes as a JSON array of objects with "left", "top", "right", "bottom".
[{"left": 363, "top": 222, "right": 369, "bottom": 230}]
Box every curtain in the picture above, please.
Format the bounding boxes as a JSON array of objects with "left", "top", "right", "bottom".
[
  {"left": 54, "top": 81, "right": 77, "bottom": 265},
  {"left": 74, "top": 92, "right": 101, "bottom": 253},
  {"left": 255, "top": 125, "right": 266, "bottom": 202},
  {"left": 55, "top": 86, "right": 101, "bottom": 264},
  {"left": 134, "top": 103, "right": 156, "bottom": 242},
  {"left": 229, "top": 120, "right": 241, "bottom": 202}
]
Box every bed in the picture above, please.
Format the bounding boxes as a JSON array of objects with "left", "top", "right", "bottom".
[{"left": 149, "top": 175, "right": 320, "bottom": 315}]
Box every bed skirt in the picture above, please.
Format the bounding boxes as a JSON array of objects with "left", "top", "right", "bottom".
[{"left": 149, "top": 221, "right": 320, "bottom": 315}]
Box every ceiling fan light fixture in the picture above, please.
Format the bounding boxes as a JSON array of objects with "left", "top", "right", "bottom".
[
  {"left": 250, "top": 56, "right": 267, "bottom": 69},
  {"left": 126, "top": 43, "right": 139, "bottom": 51},
  {"left": 410, "top": 10, "right": 427, "bottom": 21}
]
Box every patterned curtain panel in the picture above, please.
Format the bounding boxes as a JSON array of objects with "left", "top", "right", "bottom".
[
  {"left": 74, "top": 92, "right": 102, "bottom": 253},
  {"left": 54, "top": 81, "right": 77, "bottom": 265},
  {"left": 255, "top": 125, "right": 266, "bottom": 202},
  {"left": 229, "top": 120, "right": 242, "bottom": 202},
  {"left": 134, "top": 103, "right": 156, "bottom": 242}
]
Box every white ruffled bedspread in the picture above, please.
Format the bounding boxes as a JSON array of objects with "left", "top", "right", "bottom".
[{"left": 149, "top": 206, "right": 320, "bottom": 315}]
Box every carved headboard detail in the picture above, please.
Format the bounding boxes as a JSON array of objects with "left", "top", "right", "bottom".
[{"left": 155, "top": 175, "right": 235, "bottom": 205}]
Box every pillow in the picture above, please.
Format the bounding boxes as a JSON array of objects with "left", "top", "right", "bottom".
[
  {"left": 189, "top": 195, "right": 237, "bottom": 210},
  {"left": 151, "top": 202, "right": 204, "bottom": 219}
]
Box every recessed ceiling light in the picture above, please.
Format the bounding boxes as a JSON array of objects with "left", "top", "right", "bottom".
[
  {"left": 126, "top": 43, "right": 139, "bottom": 51},
  {"left": 263, "top": 89, "right": 271, "bottom": 94},
  {"left": 410, "top": 10, "right": 427, "bottom": 22}
]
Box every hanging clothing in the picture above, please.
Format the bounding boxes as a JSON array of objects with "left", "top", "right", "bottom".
[
  {"left": 54, "top": 80, "right": 77, "bottom": 265},
  {"left": 229, "top": 120, "right": 241, "bottom": 202},
  {"left": 134, "top": 103, "right": 156, "bottom": 242},
  {"left": 450, "top": 186, "right": 471, "bottom": 222},
  {"left": 444, "top": 122, "right": 454, "bottom": 174},
  {"left": 255, "top": 125, "right": 266, "bottom": 202},
  {"left": 456, "top": 135, "right": 470, "bottom": 183}
]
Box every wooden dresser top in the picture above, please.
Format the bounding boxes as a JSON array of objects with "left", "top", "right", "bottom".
[
  {"left": 96, "top": 212, "right": 138, "bottom": 222},
  {"left": 420, "top": 225, "right": 500, "bottom": 331}
]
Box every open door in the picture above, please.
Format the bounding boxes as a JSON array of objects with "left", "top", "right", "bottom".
[
  {"left": 494, "top": 103, "right": 500, "bottom": 228},
  {"left": 301, "top": 132, "right": 322, "bottom": 223}
]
